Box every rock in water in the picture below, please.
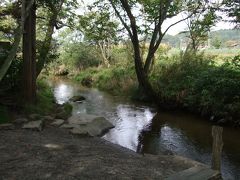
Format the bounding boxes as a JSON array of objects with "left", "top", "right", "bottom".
[
  {"left": 22, "top": 120, "right": 43, "bottom": 131},
  {"left": 51, "top": 119, "right": 65, "bottom": 126},
  {"left": 87, "top": 117, "right": 114, "bottom": 137},
  {"left": 70, "top": 95, "right": 86, "bottom": 102}
]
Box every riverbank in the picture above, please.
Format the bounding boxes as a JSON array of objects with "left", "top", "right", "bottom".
[
  {"left": 72, "top": 53, "right": 240, "bottom": 126},
  {"left": 0, "top": 124, "right": 220, "bottom": 180}
]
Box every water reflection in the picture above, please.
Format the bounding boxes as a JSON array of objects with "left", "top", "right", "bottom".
[
  {"left": 54, "top": 84, "right": 74, "bottom": 104},
  {"left": 50, "top": 79, "right": 240, "bottom": 180},
  {"left": 104, "top": 105, "right": 154, "bottom": 151}
]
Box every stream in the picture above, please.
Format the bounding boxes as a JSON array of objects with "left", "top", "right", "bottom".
[{"left": 49, "top": 78, "right": 240, "bottom": 180}]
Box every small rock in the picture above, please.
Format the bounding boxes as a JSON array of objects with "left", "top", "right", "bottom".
[
  {"left": 70, "top": 126, "right": 89, "bottom": 136},
  {"left": 217, "top": 118, "right": 227, "bottom": 124},
  {"left": 70, "top": 95, "right": 86, "bottom": 102},
  {"left": 43, "top": 116, "right": 54, "bottom": 121},
  {"left": 60, "top": 124, "right": 80, "bottom": 129},
  {"left": 51, "top": 119, "right": 65, "bottom": 126},
  {"left": 29, "top": 114, "right": 41, "bottom": 120},
  {"left": 0, "top": 123, "right": 14, "bottom": 130},
  {"left": 14, "top": 118, "right": 28, "bottom": 124},
  {"left": 22, "top": 120, "right": 43, "bottom": 131}
]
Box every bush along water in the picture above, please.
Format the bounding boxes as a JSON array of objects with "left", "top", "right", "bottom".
[
  {"left": 156, "top": 52, "right": 240, "bottom": 125},
  {"left": 75, "top": 65, "right": 138, "bottom": 96}
]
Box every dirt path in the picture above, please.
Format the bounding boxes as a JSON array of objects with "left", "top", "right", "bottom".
[{"left": 0, "top": 126, "right": 213, "bottom": 180}]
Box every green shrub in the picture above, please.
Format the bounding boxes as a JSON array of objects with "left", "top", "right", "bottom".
[
  {"left": 24, "top": 80, "right": 55, "bottom": 115},
  {"left": 156, "top": 52, "right": 240, "bottom": 121}
]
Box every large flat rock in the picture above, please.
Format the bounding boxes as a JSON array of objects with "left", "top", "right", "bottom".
[
  {"left": 68, "top": 114, "right": 98, "bottom": 125},
  {"left": 69, "top": 116, "right": 114, "bottom": 137},
  {"left": 70, "top": 125, "right": 89, "bottom": 136},
  {"left": 87, "top": 117, "right": 115, "bottom": 136}
]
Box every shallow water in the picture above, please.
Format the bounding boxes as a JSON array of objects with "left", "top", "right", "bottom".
[{"left": 50, "top": 78, "right": 240, "bottom": 180}]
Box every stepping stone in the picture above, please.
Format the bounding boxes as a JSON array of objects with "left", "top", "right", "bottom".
[
  {"left": 14, "top": 118, "right": 28, "bottom": 124},
  {"left": 51, "top": 119, "right": 65, "bottom": 126},
  {"left": 70, "top": 125, "right": 89, "bottom": 136},
  {"left": 29, "top": 114, "right": 41, "bottom": 120},
  {"left": 87, "top": 117, "right": 114, "bottom": 136},
  {"left": 68, "top": 114, "right": 97, "bottom": 125},
  {"left": 0, "top": 123, "right": 14, "bottom": 130},
  {"left": 69, "top": 117, "right": 114, "bottom": 137},
  {"left": 43, "top": 116, "right": 54, "bottom": 121},
  {"left": 22, "top": 120, "right": 43, "bottom": 131},
  {"left": 60, "top": 124, "right": 80, "bottom": 129},
  {"left": 165, "top": 166, "right": 221, "bottom": 180}
]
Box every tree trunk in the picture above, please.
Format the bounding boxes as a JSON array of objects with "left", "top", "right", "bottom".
[
  {"left": 132, "top": 38, "right": 160, "bottom": 103},
  {"left": 36, "top": 13, "right": 57, "bottom": 77},
  {"left": 23, "top": 0, "right": 36, "bottom": 103},
  {"left": 0, "top": 26, "right": 22, "bottom": 82}
]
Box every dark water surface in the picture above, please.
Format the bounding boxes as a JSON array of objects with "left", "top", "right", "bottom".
[{"left": 50, "top": 78, "right": 240, "bottom": 180}]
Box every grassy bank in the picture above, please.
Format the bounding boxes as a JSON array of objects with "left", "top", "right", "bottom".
[
  {"left": 74, "top": 52, "right": 240, "bottom": 125},
  {"left": 156, "top": 53, "right": 240, "bottom": 124},
  {"left": 75, "top": 65, "right": 138, "bottom": 96}
]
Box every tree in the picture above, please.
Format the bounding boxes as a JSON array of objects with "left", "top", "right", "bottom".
[
  {"left": 222, "top": 0, "right": 240, "bottom": 28},
  {"left": 109, "top": 0, "right": 209, "bottom": 102},
  {"left": 0, "top": 0, "right": 35, "bottom": 83},
  {"left": 211, "top": 35, "right": 222, "bottom": 49},
  {"left": 22, "top": 0, "right": 36, "bottom": 103},
  {"left": 78, "top": 3, "right": 119, "bottom": 67},
  {"left": 36, "top": 0, "right": 78, "bottom": 77},
  {"left": 185, "top": 7, "right": 218, "bottom": 52}
]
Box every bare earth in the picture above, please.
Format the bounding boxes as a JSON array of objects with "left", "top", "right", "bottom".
[{"left": 0, "top": 126, "right": 212, "bottom": 180}]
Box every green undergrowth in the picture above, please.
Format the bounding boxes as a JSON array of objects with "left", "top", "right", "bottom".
[
  {"left": 24, "top": 80, "right": 55, "bottom": 115},
  {"left": 156, "top": 52, "right": 240, "bottom": 122},
  {"left": 75, "top": 64, "right": 138, "bottom": 96}
]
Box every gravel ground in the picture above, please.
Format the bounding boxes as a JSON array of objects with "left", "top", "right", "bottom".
[{"left": 0, "top": 126, "right": 196, "bottom": 180}]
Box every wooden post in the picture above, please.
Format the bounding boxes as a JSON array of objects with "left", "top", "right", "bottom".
[{"left": 211, "top": 125, "right": 223, "bottom": 171}]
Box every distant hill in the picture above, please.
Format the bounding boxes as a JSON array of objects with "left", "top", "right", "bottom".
[{"left": 162, "top": 29, "right": 240, "bottom": 48}]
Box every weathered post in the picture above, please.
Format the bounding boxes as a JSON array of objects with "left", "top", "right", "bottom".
[{"left": 211, "top": 125, "right": 223, "bottom": 171}]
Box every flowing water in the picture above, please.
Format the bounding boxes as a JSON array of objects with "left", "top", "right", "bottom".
[{"left": 50, "top": 78, "right": 240, "bottom": 180}]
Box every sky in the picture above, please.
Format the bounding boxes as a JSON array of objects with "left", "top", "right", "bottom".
[{"left": 78, "top": 0, "right": 235, "bottom": 36}]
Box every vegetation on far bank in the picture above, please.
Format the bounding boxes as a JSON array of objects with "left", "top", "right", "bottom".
[
  {"left": 69, "top": 47, "right": 240, "bottom": 125},
  {"left": 0, "top": 0, "right": 239, "bottom": 125}
]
